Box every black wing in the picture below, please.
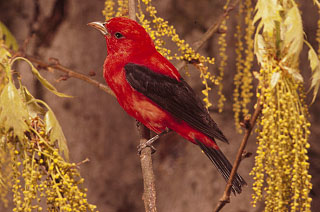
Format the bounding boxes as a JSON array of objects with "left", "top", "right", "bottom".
[{"left": 124, "top": 63, "right": 228, "bottom": 143}]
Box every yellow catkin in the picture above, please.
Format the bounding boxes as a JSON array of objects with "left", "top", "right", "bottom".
[
  {"left": 195, "top": 63, "right": 218, "bottom": 109},
  {"left": 233, "top": 0, "right": 254, "bottom": 133},
  {"left": 7, "top": 117, "right": 98, "bottom": 212},
  {"left": 103, "top": 0, "right": 128, "bottom": 20},
  {"left": 233, "top": 0, "right": 244, "bottom": 133},
  {"left": 217, "top": 17, "right": 228, "bottom": 113},
  {"left": 250, "top": 63, "right": 312, "bottom": 212},
  {"left": 138, "top": 0, "right": 214, "bottom": 63},
  {"left": 102, "top": 0, "right": 115, "bottom": 20},
  {"left": 0, "top": 39, "right": 98, "bottom": 211},
  {"left": 137, "top": 0, "right": 217, "bottom": 108},
  {"left": 115, "top": 0, "right": 128, "bottom": 17},
  {"left": 240, "top": 0, "right": 254, "bottom": 116},
  {"left": 0, "top": 144, "right": 14, "bottom": 207},
  {"left": 250, "top": 1, "right": 312, "bottom": 211}
]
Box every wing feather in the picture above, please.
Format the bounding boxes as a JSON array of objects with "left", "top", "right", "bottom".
[{"left": 124, "top": 63, "right": 228, "bottom": 143}]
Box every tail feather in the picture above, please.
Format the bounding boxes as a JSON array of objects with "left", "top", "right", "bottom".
[{"left": 195, "top": 139, "right": 246, "bottom": 194}]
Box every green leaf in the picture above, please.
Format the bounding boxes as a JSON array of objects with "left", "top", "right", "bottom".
[
  {"left": 20, "top": 86, "right": 46, "bottom": 117},
  {"left": 0, "top": 48, "right": 11, "bottom": 62},
  {"left": 11, "top": 57, "right": 72, "bottom": 98},
  {"left": 0, "top": 82, "right": 29, "bottom": 140},
  {"left": 0, "top": 21, "right": 18, "bottom": 51},
  {"left": 44, "top": 109, "right": 69, "bottom": 161}
]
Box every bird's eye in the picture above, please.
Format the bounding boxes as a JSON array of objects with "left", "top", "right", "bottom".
[{"left": 114, "top": 32, "right": 124, "bottom": 39}]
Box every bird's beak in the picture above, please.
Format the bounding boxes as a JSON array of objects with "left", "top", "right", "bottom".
[{"left": 87, "top": 21, "right": 108, "bottom": 35}]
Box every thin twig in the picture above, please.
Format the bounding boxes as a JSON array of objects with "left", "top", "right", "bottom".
[
  {"left": 177, "top": 0, "right": 240, "bottom": 71},
  {"left": 21, "top": 54, "right": 115, "bottom": 97},
  {"left": 128, "top": 0, "right": 136, "bottom": 21},
  {"left": 213, "top": 99, "right": 262, "bottom": 212},
  {"left": 129, "top": 1, "right": 157, "bottom": 211}
]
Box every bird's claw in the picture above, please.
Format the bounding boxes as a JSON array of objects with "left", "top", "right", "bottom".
[{"left": 137, "top": 143, "right": 156, "bottom": 155}]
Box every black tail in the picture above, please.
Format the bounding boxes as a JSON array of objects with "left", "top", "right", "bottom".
[{"left": 195, "top": 139, "right": 246, "bottom": 194}]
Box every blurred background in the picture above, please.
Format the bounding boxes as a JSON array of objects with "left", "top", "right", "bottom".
[{"left": 0, "top": 0, "right": 319, "bottom": 211}]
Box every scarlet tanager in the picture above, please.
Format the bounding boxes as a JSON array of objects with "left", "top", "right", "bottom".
[{"left": 88, "top": 17, "right": 246, "bottom": 194}]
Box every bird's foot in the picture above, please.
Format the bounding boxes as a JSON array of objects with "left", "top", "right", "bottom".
[
  {"left": 137, "top": 142, "right": 157, "bottom": 154},
  {"left": 137, "top": 128, "right": 171, "bottom": 154}
]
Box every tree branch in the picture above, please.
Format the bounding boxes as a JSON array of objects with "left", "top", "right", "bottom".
[
  {"left": 213, "top": 99, "right": 262, "bottom": 212},
  {"left": 21, "top": 54, "right": 115, "bottom": 97},
  {"left": 177, "top": 0, "right": 240, "bottom": 71},
  {"left": 129, "top": 1, "right": 157, "bottom": 212},
  {"left": 137, "top": 122, "right": 157, "bottom": 212}
]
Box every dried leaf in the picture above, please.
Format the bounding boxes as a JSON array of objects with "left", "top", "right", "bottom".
[
  {"left": 11, "top": 57, "right": 72, "bottom": 98},
  {"left": 281, "top": 5, "right": 303, "bottom": 65},
  {"left": 0, "top": 82, "right": 29, "bottom": 140},
  {"left": 270, "top": 72, "right": 281, "bottom": 88},
  {"left": 254, "top": 34, "right": 267, "bottom": 66},
  {"left": 0, "top": 21, "right": 18, "bottom": 51},
  {"left": 282, "top": 66, "right": 303, "bottom": 82},
  {"left": 253, "top": 0, "right": 282, "bottom": 36},
  {"left": 307, "top": 47, "right": 320, "bottom": 103},
  {"left": 253, "top": 71, "right": 260, "bottom": 80},
  {"left": 44, "top": 109, "right": 69, "bottom": 161},
  {"left": 313, "top": 0, "right": 320, "bottom": 9},
  {"left": 308, "top": 47, "right": 319, "bottom": 72}
]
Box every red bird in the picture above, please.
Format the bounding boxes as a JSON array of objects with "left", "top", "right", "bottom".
[{"left": 88, "top": 17, "right": 246, "bottom": 193}]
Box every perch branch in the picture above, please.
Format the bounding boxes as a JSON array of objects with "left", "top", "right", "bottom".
[
  {"left": 213, "top": 99, "right": 262, "bottom": 212},
  {"left": 177, "top": 0, "right": 240, "bottom": 71},
  {"left": 129, "top": 1, "right": 157, "bottom": 212},
  {"left": 137, "top": 122, "right": 157, "bottom": 212}
]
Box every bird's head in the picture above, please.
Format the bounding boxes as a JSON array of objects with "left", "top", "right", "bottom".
[{"left": 88, "top": 17, "right": 155, "bottom": 57}]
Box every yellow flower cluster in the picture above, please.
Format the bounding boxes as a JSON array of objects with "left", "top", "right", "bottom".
[
  {"left": 0, "top": 32, "right": 98, "bottom": 210},
  {"left": 217, "top": 18, "right": 228, "bottom": 113},
  {"left": 102, "top": 0, "right": 115, "bottom": 20},
  {"left": 4, "top": 117, "right": 98, "bottom": 212},
  {"left": 233, "top": 0, "right": 254, "bottom": 133},
  {"left": 194, "top": 63, "right": 219, "bottom": 108},
  {"left": 0, "top": 143, "right": 13, "bottom": 208},
  {"left": 136, "top": 0, "right": 218, "bottom": 108},
  {"left": 250, "top": 64, "right": 312, "bottom": 212},
  {"left": 115, "top": 0, "right": 128, "bottom": 17},
  {"left": 250, "top": 1, "right": 312, "bottom": 211},
  {"left": 137, "top": 0, "right": 215, "bottom": 64},
  {"left": 233, "top": 0, "right": 244, "bottom": 133},
  {"left": 241, "top": 0, "right": 254, "bottom": 115},
  {"left": 102, "top": 0, "right": 128, "bottom": 20}
]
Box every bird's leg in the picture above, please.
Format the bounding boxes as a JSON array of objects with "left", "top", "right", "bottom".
[{"left": 138, "top": 128, "right": 171, "bottom": 154}]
